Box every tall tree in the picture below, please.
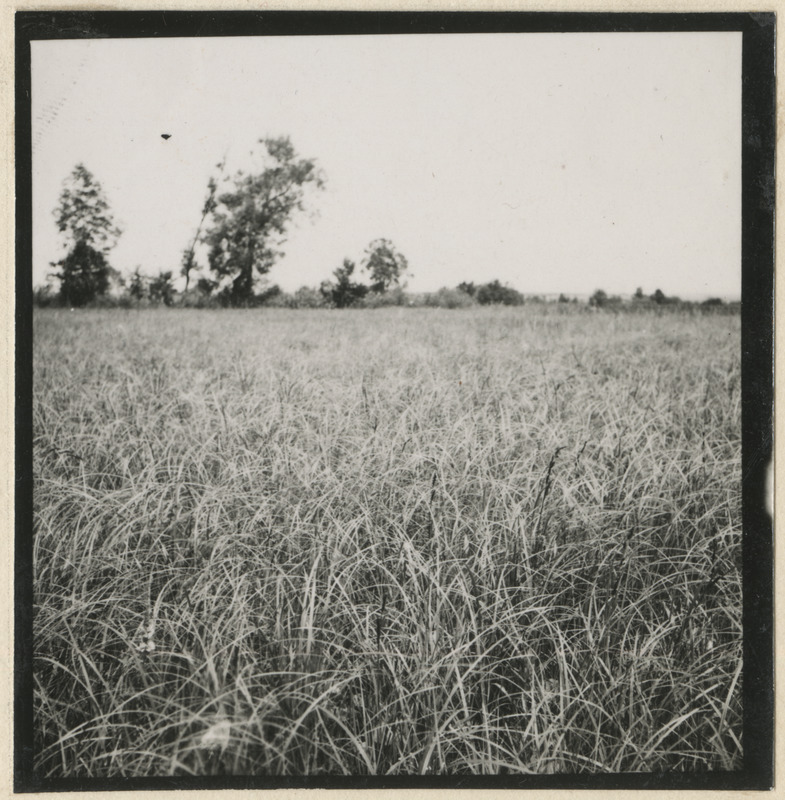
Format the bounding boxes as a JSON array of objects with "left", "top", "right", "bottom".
[
  {"left": 51, "top": 164, "right": 122, "bottom": 306},
  {"left": 202, "top": 137, "right": 325, "bottom": 305},
  {"left": 362, "top": 239, "right": 409, "bottom": 293}
]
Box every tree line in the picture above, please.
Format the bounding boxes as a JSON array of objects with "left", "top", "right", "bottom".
[
  {"left": 43, "top": 138, "right": 423, "bottom": 309},
  {"left": 39, "top": 137, "right": 735, "bottom": 313}
]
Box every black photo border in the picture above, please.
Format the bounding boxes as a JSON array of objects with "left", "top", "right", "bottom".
[{"left": 14, "top": 10, "right": 775, "bottom": 792}]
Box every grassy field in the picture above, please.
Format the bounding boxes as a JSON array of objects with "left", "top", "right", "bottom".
[{"left": 32, "top": 305, "right": 742, "bottom": 776}]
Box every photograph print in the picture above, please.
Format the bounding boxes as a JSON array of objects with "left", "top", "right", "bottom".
[{"left": 15, "top": 11, "right": 774, "bottom": 790}]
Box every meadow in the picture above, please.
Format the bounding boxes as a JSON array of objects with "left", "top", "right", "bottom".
[{"left": 32, "top": 304, "right": 742, "bottom": 776}]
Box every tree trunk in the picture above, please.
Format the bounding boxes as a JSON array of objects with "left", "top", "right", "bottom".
[{"left": 233, "top": 239, "right": 255, "bottom": 305}]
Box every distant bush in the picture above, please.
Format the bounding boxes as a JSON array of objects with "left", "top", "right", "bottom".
[
  {"left": 210, "top": 282, "right": 282, "bottom": 308},
  {"left": 149, "top": 271, "right": 176, "bottom": 306},
  {"left": 257, "top": 287, "right": 329, "bottom": 309},
  {"left": 256, "top": 285, "right": 284, "bottom": 307},
  {"left": 475, "top": 280, "right": 524, "bottom": 306},
  {"left": 127, "top": 267, "right": 147, "bottom": 301},
  {"left": 255, "top": 291, "right": 292, "bottom": 309},
  {"left": 651, "top": 288, "right": 681, "bottom": 306},
  {"left": 424, "top": 287, "right": 477, "bottom": 309},
  {"left": 700, "top": 298, "right": 739, "bottom": 315},
  {"left": 403, "top": 293, "right": 428, "bottom": 307},
  {"left": 89, "top": 293, "right": 134, "bottom": 309},
  {"left": 324, "top": 259, "right": 369, "bottom": 308},
  {"left": 589, "top": 289, "right": 608, "bottom": 307},
  {"left": 33, "top": 285, "right": 58, "bottom": 308},
  {"left": 589, "top": 289, "right": 622, "bottom": 309},
  {"left": 292, "top": 285, "right": 327, "bottom": 309},
  {"left": 359, "top": 286, "right": 408, "bottom": 308}
]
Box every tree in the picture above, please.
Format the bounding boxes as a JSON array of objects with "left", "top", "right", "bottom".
[
  {"left": 457, "top": 282, "right": 476, "bottom": 297},
  {"left": 54, "top": 164, "right": 122, "bottom": 252},
  {"left": 202, "top": 137, "right": 325, "bottom": 306},
  {"left": 324, "top": 259, "right": 368, "bottom": 308},
  {"left": 149, "top": 271, "right": 175, "bottom": 306},
  {"left": 362, "top": 239, "right": 409, "bottom": 293},
  {"left": 51, "top": 164, "right": 122, "bottom": 306},
  {"left": 181, "top": 160, "right": 224, "bottom": 300}
]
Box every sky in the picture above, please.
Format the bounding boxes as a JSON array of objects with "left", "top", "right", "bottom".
[{"left": 31, "top": 32, "right": 742, "bottom": 299}]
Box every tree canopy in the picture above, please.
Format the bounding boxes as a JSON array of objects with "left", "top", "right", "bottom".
[
  {"left": 51, "top": 164, "right": 122, "bottom": 306},
  {"left": 202, "top": 137, "right": 325, "bottom": 305},
  {"left": 362, "top": 239, "right": 409, "bottom": 293},
  {"left": 54, "top": 164, "right": 121, "bottom": 252}
]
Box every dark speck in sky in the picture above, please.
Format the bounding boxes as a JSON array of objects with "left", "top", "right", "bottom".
[{"left": 161, "top": 134, "right": 171, "bottom": 140}]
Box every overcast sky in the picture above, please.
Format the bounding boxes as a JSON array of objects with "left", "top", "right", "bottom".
[{"left": 32, "top": 32, "right": 741, "bottom": 299}]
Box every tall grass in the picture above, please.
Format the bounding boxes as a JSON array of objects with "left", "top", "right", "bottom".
[{"left": 32, "top": 305, "right": 742, "bottom": 776}]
